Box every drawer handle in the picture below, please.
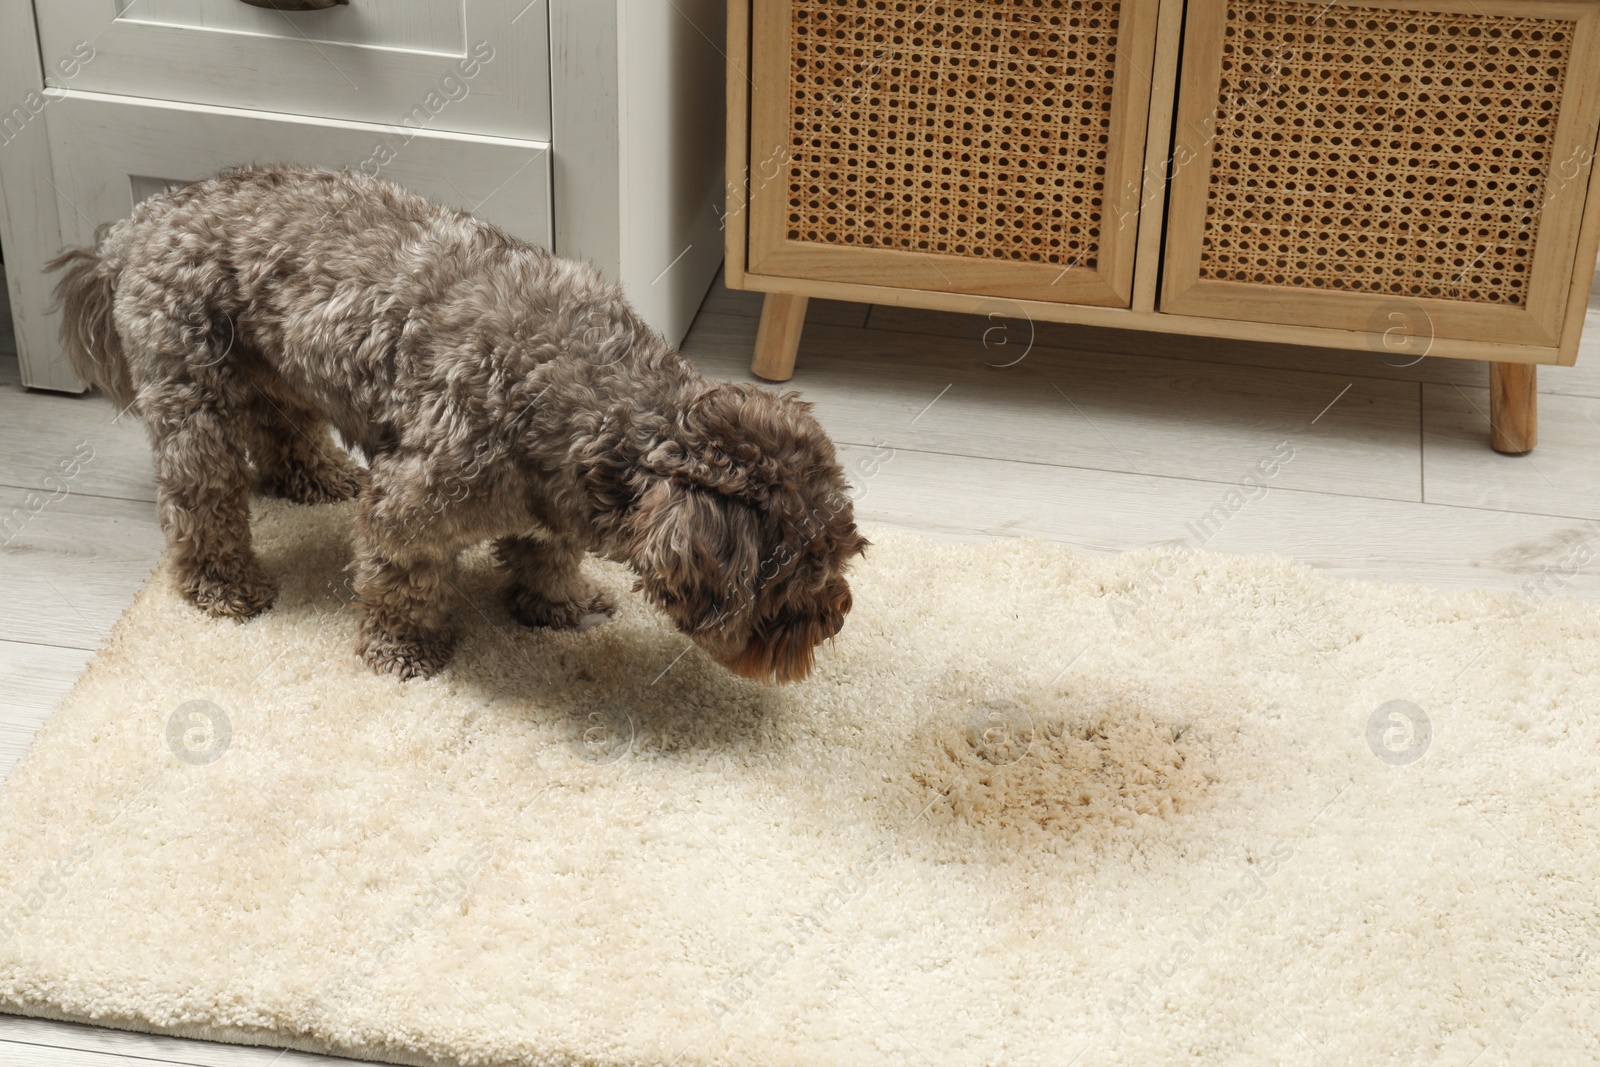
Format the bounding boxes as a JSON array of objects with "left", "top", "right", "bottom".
[{"left": 236, "top": 0, "right": 349, "bottom": 9}]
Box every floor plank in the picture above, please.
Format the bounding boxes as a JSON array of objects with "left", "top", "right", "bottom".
[
  {"left": 0, "top": 1014, "right": 371, "bottom": 1066},
  {"left": 1423, "top": 384, "right": 1600, "bottom": 521},
  {"left": 0, "top": 383, "right": 157, "bottom": 503},
  {"left": 0, "top": 488, "right": 163, "bottom": 649},
  {"left": 834, "top": 441, "right": 1600, "bottom": 598},
  {"left": 684, "top": 311, "right": 1425, "bottom": 502},
  {"left": 0, "top": 640, "right": 93, "bottom": 784},
  {"left": 861, "top": 299, "right": 1600, "bottom": 399}
]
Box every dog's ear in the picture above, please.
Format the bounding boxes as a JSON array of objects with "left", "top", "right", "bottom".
[
  {"left": 643, "top": 384, "right": 810, "bottom": 504},
  {"left": 629, "top": 478, "right": 762, "bottom": 633}
]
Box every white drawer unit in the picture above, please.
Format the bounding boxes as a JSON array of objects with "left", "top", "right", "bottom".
[
  {"left": 0, "top": 0, "right": 727, "bottom": 393},
  {"left": 45, "top": 93, "right": 553, "bottom": 250},
  {"left": 34, "top": 0, "right": 551, "bottom": 140}
]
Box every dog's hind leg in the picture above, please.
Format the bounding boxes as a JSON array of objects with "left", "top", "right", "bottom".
[
  {"left": 242, "top": 393, "right": 366, "bottom": 505},
  {"left": 495, "top": 534, "right": 616, "bottom": 630},
  {"left": 350, "top": 464, "right": 466, "bottom": 679},
  {"left": 140, "top": 363, "right": 277, "bottom": 621}
]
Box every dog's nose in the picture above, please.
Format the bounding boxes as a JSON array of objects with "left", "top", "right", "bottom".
[{"left": 830, "top": 615, "right": 844, "bottom": 637}]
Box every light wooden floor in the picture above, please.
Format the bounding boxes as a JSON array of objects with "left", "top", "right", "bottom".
[{"left": 4, "top": 264, "right": 1600, "bottom": 1065}]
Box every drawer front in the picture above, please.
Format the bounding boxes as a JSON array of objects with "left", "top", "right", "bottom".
[
  {"left": 36, "top": 0, "right": 550, "bottom": 141},
  {"left": 45, "top": 92, "right": 552, "bottom": 251},
  {"left": 1161, "top": 0, "right": 1600, "bottom": 348},
  {"left": 743, "top": 0, "right": 1160, "bottom": 307}
]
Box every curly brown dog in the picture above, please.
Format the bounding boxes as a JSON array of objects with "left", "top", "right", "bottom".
[{"left": 49, "top": 165, "right": 867, "bottom": 682}]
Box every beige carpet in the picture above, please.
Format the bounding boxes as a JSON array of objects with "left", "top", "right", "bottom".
[{"left": 1, "top": 498, "right": 1598, "bottom": 1066}]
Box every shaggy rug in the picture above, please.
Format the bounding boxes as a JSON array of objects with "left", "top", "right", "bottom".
[{"left": 1, "top": 498, "right": 1598, "bottom": 1067}]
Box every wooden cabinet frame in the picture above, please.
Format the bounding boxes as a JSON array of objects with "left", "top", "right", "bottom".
[
  {"left": 745, "top": 0, "right": 1161, "bottom": 307},
  {"left": 1160, "top": 0, "right": 1600, "bottom": 350},
  {"left": 726, "top": 0, "right": 1600, "bottom": 452}
]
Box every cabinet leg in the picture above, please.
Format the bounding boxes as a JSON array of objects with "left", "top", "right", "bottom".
[
  {"left": 1489, "top": 362, "right": 1537, "bottom": 454},
  {"left": 751, "top": 293, "right": 808, "bottom": 382}
]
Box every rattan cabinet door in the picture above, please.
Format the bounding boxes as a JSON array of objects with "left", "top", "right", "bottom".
[
  {"left": 1161, "top": 0, "right": 1600, "bottom": 346},
  {"left": 745, "top": 0, "right": 1160, "bottom": 306}
]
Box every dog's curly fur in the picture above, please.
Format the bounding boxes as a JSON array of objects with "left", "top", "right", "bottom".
[{"left": 49, "top": 165, "right": 867, "bottom": 682}]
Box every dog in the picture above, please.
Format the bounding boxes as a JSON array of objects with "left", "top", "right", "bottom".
[{"left": 49, "top": 165, "right": 867, "bottom": 683}]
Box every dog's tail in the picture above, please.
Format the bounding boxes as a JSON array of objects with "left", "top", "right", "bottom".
[{"left": 45, "top": 228, "right": 133, "bottom": 409}]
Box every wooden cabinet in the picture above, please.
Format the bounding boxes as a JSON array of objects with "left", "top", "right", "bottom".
[{"left": 726, "top": 0, "right": 1600, "bottom": 451}]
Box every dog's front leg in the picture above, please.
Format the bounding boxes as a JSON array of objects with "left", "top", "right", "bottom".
[
  {"left": 494, "top": 534, "right": 616, "bottom": 631},
  {"left": 350, "top": 471, "right": 464, "bottom": 680}
]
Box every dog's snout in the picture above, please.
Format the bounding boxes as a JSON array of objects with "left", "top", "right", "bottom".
[{"left": 830, "top": 614, "right": 845, "bottom": 637}]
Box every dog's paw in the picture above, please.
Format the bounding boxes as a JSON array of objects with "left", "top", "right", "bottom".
[
  {"left": 184, "top": 562, "right": 277, "bottom": 619},
  {"left": 360, "top": 629, "right": 454, "bottom": 680},
  {"left": 505, "top": 585, "right": 617, "bottom": 631},
  {"left": 262, "top": 461, "right": 367, "bottom": 505}
]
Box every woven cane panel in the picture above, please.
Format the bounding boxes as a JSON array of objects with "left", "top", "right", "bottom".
[
  {"left": 784, "top": 0, "right": 1122, "bottom": 269},
  {"left": 1199, "top": 0, "right": 1575, "bottom": 305}
]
